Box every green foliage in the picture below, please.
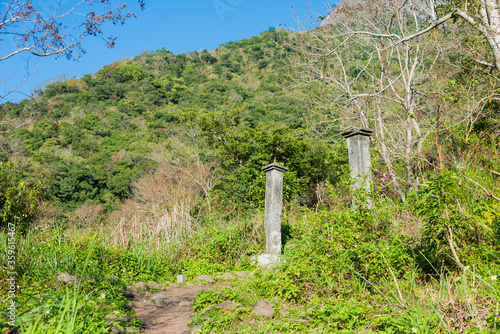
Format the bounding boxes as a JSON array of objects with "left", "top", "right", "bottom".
[
  {"left": 0, "top": 229, "right": 173, "bottom": 332},
  {"left": 150, "top": 76, "right": 187, "bottom": 104},
  {"left": 245, "top": 207, "right": 417, "bottom": 304},
  {"left": 0, "top": 29, "right": 312, "bottom": 213},
  {"left": 98, "top": 63, "right": 144, "bottom": 83},
  {"left": 0, "top": 162, "right": 43, "bottom": 234},
  {"left": 42, "top": 78, "right": 86, "bottom": 98},
  {"left": 185, "top": 214, "right": 264, "bottom": 267},
  {"left": 415, "top": 170, "right": 499, "bottom": 271},
  {"left": 2, "top": 189, "right": 499, "bottom": 332},
  {"left": 193, "top": 290, "right": 223, "bottom": 311},
  {"left": 0, "top": 235, "right": 116, "bottom": 333},
  {"left": 181, "top": 259, "right": 227, "bottom": 278},
  {"left": 176, "top": 104, "right": 343, "bottom": 208},
  {"left": 203, "top": 122, "right": 345, "bottom": 208},
  {"left": 1, "top": 21, "right": 500, "bottom": 334},
  {"left": 306, "top": 299, "right": 370, "bottom": 330}
]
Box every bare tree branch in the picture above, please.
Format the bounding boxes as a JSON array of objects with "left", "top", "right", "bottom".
[
  {"left": 0, "top": 0, "right": 145, "bottom": 98},
  {"left": 460, "top": 174, "right": 500, "bottom": 202}
]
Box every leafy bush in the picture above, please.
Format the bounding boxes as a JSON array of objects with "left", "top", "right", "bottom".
[
  {"left": 0, "top": 162, "right": 43, "bottom": 234},
  {"left": 193, "top": 290, "right": 223, "bottom": 311},
  {"left": 415, "top": 170, "right": 500, "bottom": 271}
]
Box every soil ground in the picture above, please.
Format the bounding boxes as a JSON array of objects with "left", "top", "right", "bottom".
[{"left": 126, "top": 284, "right": 209, "bottom": 334}]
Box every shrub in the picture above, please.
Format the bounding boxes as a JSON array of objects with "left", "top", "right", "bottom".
[{"left": 0, "top": 162, "right": 43, "bottom": 234}]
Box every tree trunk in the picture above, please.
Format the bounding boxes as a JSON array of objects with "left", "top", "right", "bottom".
[
  {"left": 481, "top": 0, "right": 500, "bottom": 72},
  {"left": 376, "top": 99, "right": 406, "bottom": 200}
]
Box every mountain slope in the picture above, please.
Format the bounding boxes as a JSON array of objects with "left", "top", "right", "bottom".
[{"left": 0, "top": 29, "right": 342, "bottom": 213}]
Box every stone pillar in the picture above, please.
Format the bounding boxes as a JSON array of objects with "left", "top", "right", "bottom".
[
  {"left": 341, "top": 128, "right": 374, "bottom": 207},
  {"left": 261, "top": 163, "right": 288, "bottom": 256}
]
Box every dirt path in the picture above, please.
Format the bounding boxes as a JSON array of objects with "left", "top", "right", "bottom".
[{"left": 126, "top": 285, "right": 206, "bottom": 334}]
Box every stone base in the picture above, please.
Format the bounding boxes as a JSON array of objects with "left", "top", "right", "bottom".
[{"left": 257, "top": 253, "right": 283, "bottom": 268}]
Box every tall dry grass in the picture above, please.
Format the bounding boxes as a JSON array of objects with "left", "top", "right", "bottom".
[{"left": 107, "top": 162, "right": 217, "bottom": 250}]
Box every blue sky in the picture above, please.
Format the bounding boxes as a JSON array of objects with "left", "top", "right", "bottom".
[{"left": 0, "top": 1, "right": 333, "bottom": 103}]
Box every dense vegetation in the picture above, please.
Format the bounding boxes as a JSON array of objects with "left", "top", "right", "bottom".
[
  {"left": 0, "top": 29, "right": 338, "bottom": 215},
  {"left": 0, "top": 1, "right": 499, "bottom": 332}
]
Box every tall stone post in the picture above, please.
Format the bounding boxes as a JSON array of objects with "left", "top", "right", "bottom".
[
  {"left": 341, "top": 128, "right": 374, "bottom": 208},
  {"left": 257, "top": 163, "right": 288, "bottom": 267}
]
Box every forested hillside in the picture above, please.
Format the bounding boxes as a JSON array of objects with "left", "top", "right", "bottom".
[
  {"left": 0, "top": 29, "right": 342, "bottom": 218},
  {"left": 1, "top": 0, "right": 499, "bottom": 332}
]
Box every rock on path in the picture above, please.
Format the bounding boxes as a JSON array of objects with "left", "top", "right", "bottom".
[
  {"left": 127, "top": 285, "right": 204, "bottom": 334},
  {"left": 252, "top": 300, "right": 274, "bottom": 316},
  {"left": 126, "top": 273, "right": 248, "bottom": 333},
  {"left": 194, "top": 275, "right": 215, "bottom": 283}
]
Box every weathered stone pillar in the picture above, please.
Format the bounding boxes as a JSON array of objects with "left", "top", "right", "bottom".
[
  {"left": 261, "top": 163, "right": 288, "bottom": 255},
  {"left": 255, "top": 163, "right": 288, "bottom": 267},
  {"left": 341, "top": 128, "right": 374, "bottom": 207}
]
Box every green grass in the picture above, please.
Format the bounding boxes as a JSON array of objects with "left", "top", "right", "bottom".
[{"left": 1, "top": 185, "right": 499, "bottom": 333}]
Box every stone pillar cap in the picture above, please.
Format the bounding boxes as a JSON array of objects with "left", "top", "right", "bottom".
[
  {"left": 341, "top": 128, "right": 373, "bottom": 139},
  {"left": 261, "top": 163, "right": 289, "bottom": 173}
]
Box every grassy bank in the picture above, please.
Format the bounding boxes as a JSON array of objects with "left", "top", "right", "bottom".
[{"left": 1, "top": 171, "right": 499, "bottom": 333}]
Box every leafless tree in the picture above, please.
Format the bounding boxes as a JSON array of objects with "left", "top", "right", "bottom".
[
  {"left": 288, "top": 0, "right": 500, "bottom": 200},
  {"left": 321, "top": 0, "right": 500, "bottom": 72},
  {"left": 288, "top": 0, "right": 448, "bottom": 199}
]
